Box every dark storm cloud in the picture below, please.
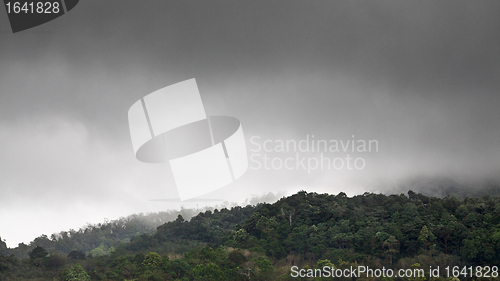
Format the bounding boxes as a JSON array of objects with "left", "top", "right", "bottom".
[{"left": 1, "top": 0, "right": 499, "bottom": 131}]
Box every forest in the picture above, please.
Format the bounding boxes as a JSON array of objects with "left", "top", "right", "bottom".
[{"left": 1, "top": 188, "right": 500, "bottom": 280}]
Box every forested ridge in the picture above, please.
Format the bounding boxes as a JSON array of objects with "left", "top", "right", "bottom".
[
  {"left": 2, "top": 209, "right": 206, "bottom": 260},
  {"left": 1, "top": 190, "right": 500, "bottom": 280}
]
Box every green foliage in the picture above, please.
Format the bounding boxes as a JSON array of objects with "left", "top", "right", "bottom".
[
  {"left": 165, "top": 258, "right": 190, "bottom": 279},
  {"left": 67, "top": 250, "right": 86, "bottom": 260},
  {"left": 230, "top": 190, "right": 500, "bottom": 267},
  {"left": 29, "top": 246, "right": 48, "bottom": 261},
  {"left": 192, "top": 262, "right": 225, "bottom": 281},
  {"left": 0, "top": 254, "right": 17, "bottom": 274},
  {"left": 60, "top": 264, "right": 90, "bottom": 281},
  {"left": 142, "top": 252, "right": 162, "bottom": 268},
  {"left": 418, "top": 225, "right": 435, "bottom": 250},
  {"left": 90, "top": 243, "right": 115, "bottom": 256},
  {"left": 45, "top": 253, "right": 66, "bottom": 270},
  {"left": 2, "top": 190, "right": 500, "bottom": 281},
  {"left": 200, "top": 246, "right": 216, "bottom": 261},
  {"left": 6, "top": 209, "right": 207, "bottom": 259},
  {"left": 154, "top": 205, "right": 258, "bottom": 246},
  {"left": 227, "top": 249, "right": 246, "bottom": 266},
  {"left": 0, "top": 238, "right": 7, "bottom": 257}
]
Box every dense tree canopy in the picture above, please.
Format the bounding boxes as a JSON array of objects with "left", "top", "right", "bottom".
[{"left": 1, "top": 190, "right": 499, "bottom": 280}]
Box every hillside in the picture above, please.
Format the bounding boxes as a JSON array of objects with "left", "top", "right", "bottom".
[
  {"left": 3, "top": 209, "right": 204, "bottom": 260},
  {"left": 1, "top": 190, "right": 499, "bottom": 280}
]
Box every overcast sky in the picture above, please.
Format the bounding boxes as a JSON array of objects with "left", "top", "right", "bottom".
[{"left": 1, "top": 0, "right": 499, "bottom": 247}]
